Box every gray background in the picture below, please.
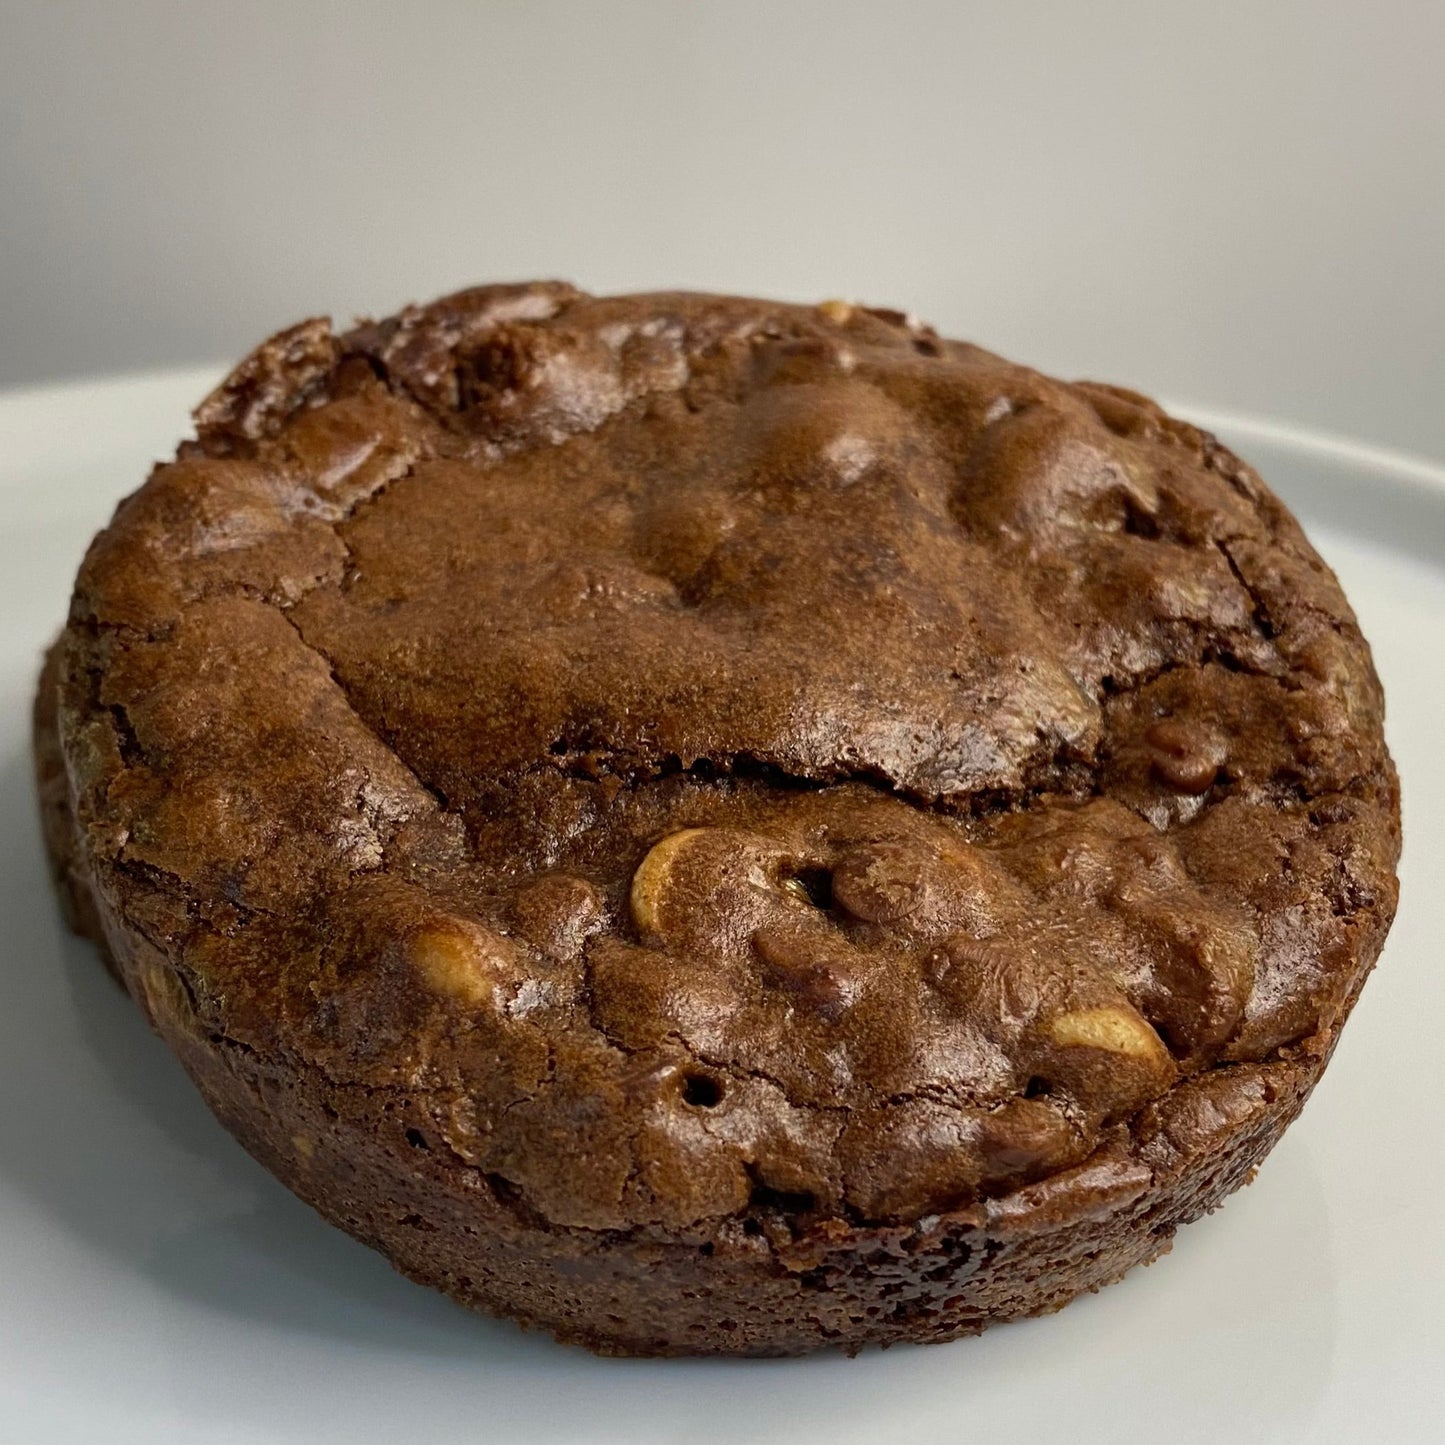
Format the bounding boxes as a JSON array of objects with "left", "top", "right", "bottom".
[{"left": 2, "top": 0, "right": 1442, "bottom": 459}]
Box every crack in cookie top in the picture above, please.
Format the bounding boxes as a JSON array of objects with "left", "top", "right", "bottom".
[{"left": 58, "top": 285, "right": 1398, "bottom": 1232}]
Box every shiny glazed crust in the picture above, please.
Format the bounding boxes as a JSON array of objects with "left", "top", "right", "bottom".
[{"left": 36, "top": 285, "right": 1399, "bottom": 1354}]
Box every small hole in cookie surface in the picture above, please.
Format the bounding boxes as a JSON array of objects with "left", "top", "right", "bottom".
[
  {"left": 749, "top": 1181, "right": 818, "bottom": 1215},
  {"left": 405, "top": 1127, "right": 430, "bottom": 1149},
  {"left": 788, "top": 865, "right": 834, "bottom": 910},
  {"left": 681, "top": 1072, "right": 724, "bottom": 1108},
  {"left": 1023, "top": 1076, "right": 1052, "bottom": 1099}
]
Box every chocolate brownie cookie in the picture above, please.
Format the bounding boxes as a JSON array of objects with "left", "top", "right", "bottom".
[{"left": 35, "top": 285, "right": 1399, "bottom": 1355}]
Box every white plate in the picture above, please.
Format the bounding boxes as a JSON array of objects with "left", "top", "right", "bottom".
[{"left": 2, "top": 372, "right": 1441, "bottom": 1445}]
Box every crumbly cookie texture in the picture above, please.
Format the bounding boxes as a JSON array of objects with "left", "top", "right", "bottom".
[{"left": 38, "top": 285, "right": 1399, "bottom": 1353}]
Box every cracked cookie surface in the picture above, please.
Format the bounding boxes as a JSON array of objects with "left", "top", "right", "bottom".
[{"left": 44, "top": 285, "right": 1398, "bottom": 1282}]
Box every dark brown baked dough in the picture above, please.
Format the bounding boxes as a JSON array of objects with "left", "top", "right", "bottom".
[{"left": 35, "top": 285, "right": 1399, "bottom": 1355}]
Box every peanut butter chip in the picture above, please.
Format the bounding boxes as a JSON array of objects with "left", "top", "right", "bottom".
[
  {"left": 817, "top": 299, "right": 856, "bottom": 325},
  {"left": 136, "top": 956, "right": 197, "bottom": 1038},
  {"left": 1047, "top": 1005, "right": 1168, "bottom": 1060},
  {"left": 410, "top": 923, "right": 509, "bottom": 1007},
  {"left": 629, "top": 828, "right": 709, "bottom": 937}
]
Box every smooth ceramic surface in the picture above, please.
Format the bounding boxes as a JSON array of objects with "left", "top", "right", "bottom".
[{"left": 2, "top": 371, "right": 1441, "bottom": 1444}]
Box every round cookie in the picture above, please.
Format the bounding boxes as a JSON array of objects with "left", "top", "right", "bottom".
[{"left": 35, "top": 285, "right": 1399, "bottom": 1355}]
